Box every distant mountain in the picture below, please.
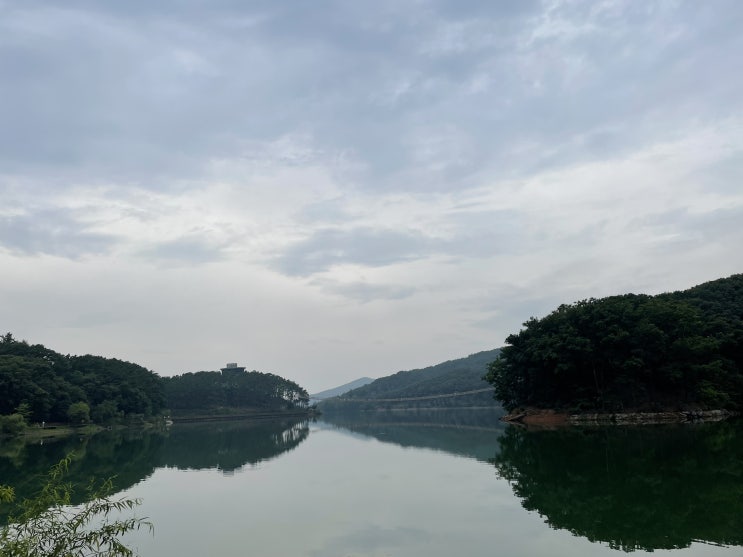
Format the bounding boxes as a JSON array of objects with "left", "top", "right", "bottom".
[
  {"left": 321, "top": 408, "right": 506, "bottom": 462},
  {"left": 320, "top": 349, "right": 502, "bottom": 411},
  {"left": 310, "top": 377, "right": 375, "bottom": 400}
]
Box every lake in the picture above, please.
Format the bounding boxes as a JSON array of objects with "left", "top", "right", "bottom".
[{"left": 2, "top": 409, "right": 742, "bottom": 556}]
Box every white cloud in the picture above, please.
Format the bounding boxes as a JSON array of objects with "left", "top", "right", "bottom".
[{"left": 1, "top": 0, "right": 742, "bottom": 392}]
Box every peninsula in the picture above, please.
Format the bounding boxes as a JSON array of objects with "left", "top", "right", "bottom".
[{"left": 485, "top": 274, "right": 743, "bottom": 423}]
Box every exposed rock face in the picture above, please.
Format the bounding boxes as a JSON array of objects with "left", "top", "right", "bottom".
[
  {"left": 501, "top": 408, "right": 737, "bottom": 426},
  {"left": 569, "top": 409, "right": 736, "bottom": 425}
]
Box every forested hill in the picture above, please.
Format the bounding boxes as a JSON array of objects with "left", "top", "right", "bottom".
[
  {"left": 0, "top": 333, "right": 165, "bottom": 424},
  {"left": 320, "top": 349, "right": 501, "bottom": 410},
  {"left": 162, "top": 370, "right": 309, "bottom": 416},
  {"left": 0, "top": 333, "right": 311, "bottom": 427},
  {"left": 486, "top": 274, "right": 743, "bottom": 413}
]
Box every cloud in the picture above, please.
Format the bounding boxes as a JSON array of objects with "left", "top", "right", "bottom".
[
  {"left": 3, "top": 0, "right": 739, "bottom": 194},
  {"left": 0, "top": 208, "right": 118, "bottom": 258},
  {"left": 1, "top": 0, "right": 742, "bottom": 391},
  {"left": 633, "top": 205, "right": 743, "bottom": 254},
  {"left": 138, "top": 235, "right": 228, "bottom": 266},
  {"left": 309, "top": 525, "right": 425, "bottom": 557},
  {"left": 272, "top": 227, "right": 439, "bottom": 276},
  {"left": 310, "top": 278, "right": 416, "bottom": 303}
]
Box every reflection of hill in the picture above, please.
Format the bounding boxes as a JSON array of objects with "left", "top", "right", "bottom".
[
  {"left": 322, "top": 409, "right": 506, "bottom": 462},
  {"left": 158, "top": 418, "right": 309, "bottom": 472},
  {"left": 1, "top": 418, "right": 309, "bottom": 523},
  {"left": 492, "top": 421, "right": 743, "bottom": 552},
  {"left": 0, "top": 429, "right": 164, "bottom": 522}
]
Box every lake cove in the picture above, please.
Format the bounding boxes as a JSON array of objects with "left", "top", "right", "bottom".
[{"left": 1, "top": 410, "right": 741, "bottom": 556}]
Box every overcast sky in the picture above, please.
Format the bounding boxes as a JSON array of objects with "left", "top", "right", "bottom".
[{"left": 2, "top": 0, "right": 742, "bottom": 393}]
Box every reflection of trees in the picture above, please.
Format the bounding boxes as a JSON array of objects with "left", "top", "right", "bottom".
[
  {"left": 323, "top": 409, "right": 505, "bottom": 462},
  {"left": 492, "top": 421, "right": 743, "bottom": 552},
  {"left": 1, "top": 419, "right": 310, "bottom": 523},
  {"left": 0, "top": 429, "right": 164, "bottom": 523},
  {"left": 158, "top": 419, "right": 309, "bottom": 472}
]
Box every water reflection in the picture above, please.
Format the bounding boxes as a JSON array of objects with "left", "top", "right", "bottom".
[
  {"left": 157, "top": 418, "right": 309, "bottom": 472},
  {"left": 0, "top": 418, "right": 308, "bottom": 521},
  {"left": 491, "top": 421, "right": 743, "bottom": 552},
  {"left": 0, "top": 429, "right": 164, "bottom": 521},
  {"left": 321, "top": 408, "right": 506, "bottom": 462}
]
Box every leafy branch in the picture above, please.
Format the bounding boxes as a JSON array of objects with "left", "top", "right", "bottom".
[{"left": 0, "top": 455, "right": 152, "bottom": 557}]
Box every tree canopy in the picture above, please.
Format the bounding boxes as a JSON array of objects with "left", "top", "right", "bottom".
[
  {"left": 0, "top": 335, "right": 311, "bottom": 426},
  {"left": 485, "top": 274, "right": 743, "bottom": 412},
  {"left": 162, "top": 369, "right": 309, "bottom": 415},
  {"left": 0, "top": 335, "right": 165, "bottom": 424}
]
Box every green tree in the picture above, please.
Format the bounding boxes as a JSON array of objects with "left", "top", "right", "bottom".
[
  {"left": 0, "top": 337, "right": 166, "bottom": 423},
  {"left": 0, "top": 456, "right": 152, "bottom": 557},
  {"left": 67, "top": 402, "right": 90, "bottom": 426},
  {"left": 485, "top": 274, "right": 743, "bottom": 412},
  {"left": 92, "top": 400, "right": 123, "bottom": 425},
  {"left": 0, "top": 415, "right": 25, "bottom": 437},
  {"left": 13, "top": 404, "right": 30, "bottom": 423},
  {"left": 163, "top": 368, "right": 311, "bottom": 414}
]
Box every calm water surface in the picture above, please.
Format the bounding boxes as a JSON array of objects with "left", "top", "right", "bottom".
[{"left": 2, "top": 410, "right": 742, "bottom": 556}]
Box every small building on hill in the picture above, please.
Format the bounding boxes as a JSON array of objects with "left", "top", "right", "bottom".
[{"left": 221, "top": 362, "right": 246, "bottom": 376}]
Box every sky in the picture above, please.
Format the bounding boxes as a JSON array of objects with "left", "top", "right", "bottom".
[{"left": 1, "top": 0, "right": 742, "bottom": 393}]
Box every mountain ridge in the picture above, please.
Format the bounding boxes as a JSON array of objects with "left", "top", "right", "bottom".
[
  {"left": 320, "top": 349, "right": 502, "bottom": 411},
  {"left": 310, "top": 377, "right": 375, "bottom": 400}
]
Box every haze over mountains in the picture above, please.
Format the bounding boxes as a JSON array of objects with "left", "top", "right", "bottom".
[
  {"left": 319, "top": 349, "right": 502, "bottom": 411},
  {"left": 310, "top": 377, "right": 375, "bottom": 401}
]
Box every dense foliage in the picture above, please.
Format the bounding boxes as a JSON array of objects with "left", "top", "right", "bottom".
[
  {"left": 321, "top": 349, "right": 501, "bottom": 411},
  {"left": 0, "top": 334, "right": 312, "bottom": 426},
  {"left": 0, "top": 334, "right": 165, "bottom": 424},
  {"left": 485, "top": 274, "right": 743, "bottom": 412},
  {"left": 162, "top": 369, "right": 309, "bottom": 415}
]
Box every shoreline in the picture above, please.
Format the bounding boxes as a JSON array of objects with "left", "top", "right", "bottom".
[
  {"left": 501, "top": 408, "right": 738, "bottom": 426},
  {"left": 170, "top": 408, "right": 317, "bottom": 423},
  {"left": 6, "top": 421, "right": 166, "bottom": 442},
  {"left": 1, "top": 409, "right": 319, "bottom": 442},
  {"left": 0, "top": 409, "right": 321, "bottom": 443}
]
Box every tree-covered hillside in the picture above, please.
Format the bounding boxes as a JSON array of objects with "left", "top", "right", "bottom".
[
  {"left": 486, "top": 274, "right": 743, "bottom": 413},
  {"left": 321, "top": 349, "right": 501, "bottom": 410},
  {"left": 162, "top": 370, "right": 309, "bottom": 415},
  {"left": 310, "top": 377, "right": 375, "bottom": 400},
  {"left": 0, "top": 334, "right": 311, "bottom": 428},
  {"left": 0, "top": 333, "right": 165, "bottom": 424}
]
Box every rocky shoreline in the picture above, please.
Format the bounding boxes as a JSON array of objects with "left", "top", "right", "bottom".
[
  {"left": 502, "top": 408, "right": 738, "bottom": 426},
  {"left": 570, "top": 409, "right": 736, "bottom": 424}
]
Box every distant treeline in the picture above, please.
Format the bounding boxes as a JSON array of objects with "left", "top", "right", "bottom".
[
  {"left": 0, "top": 334, "right": 309, "bottom": 429},
  {"left": 486, "top": 274, "right": 743, "bottom": 412},
  {"left": 321, "top": 349, "right": 501, "bottom": 411}
]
